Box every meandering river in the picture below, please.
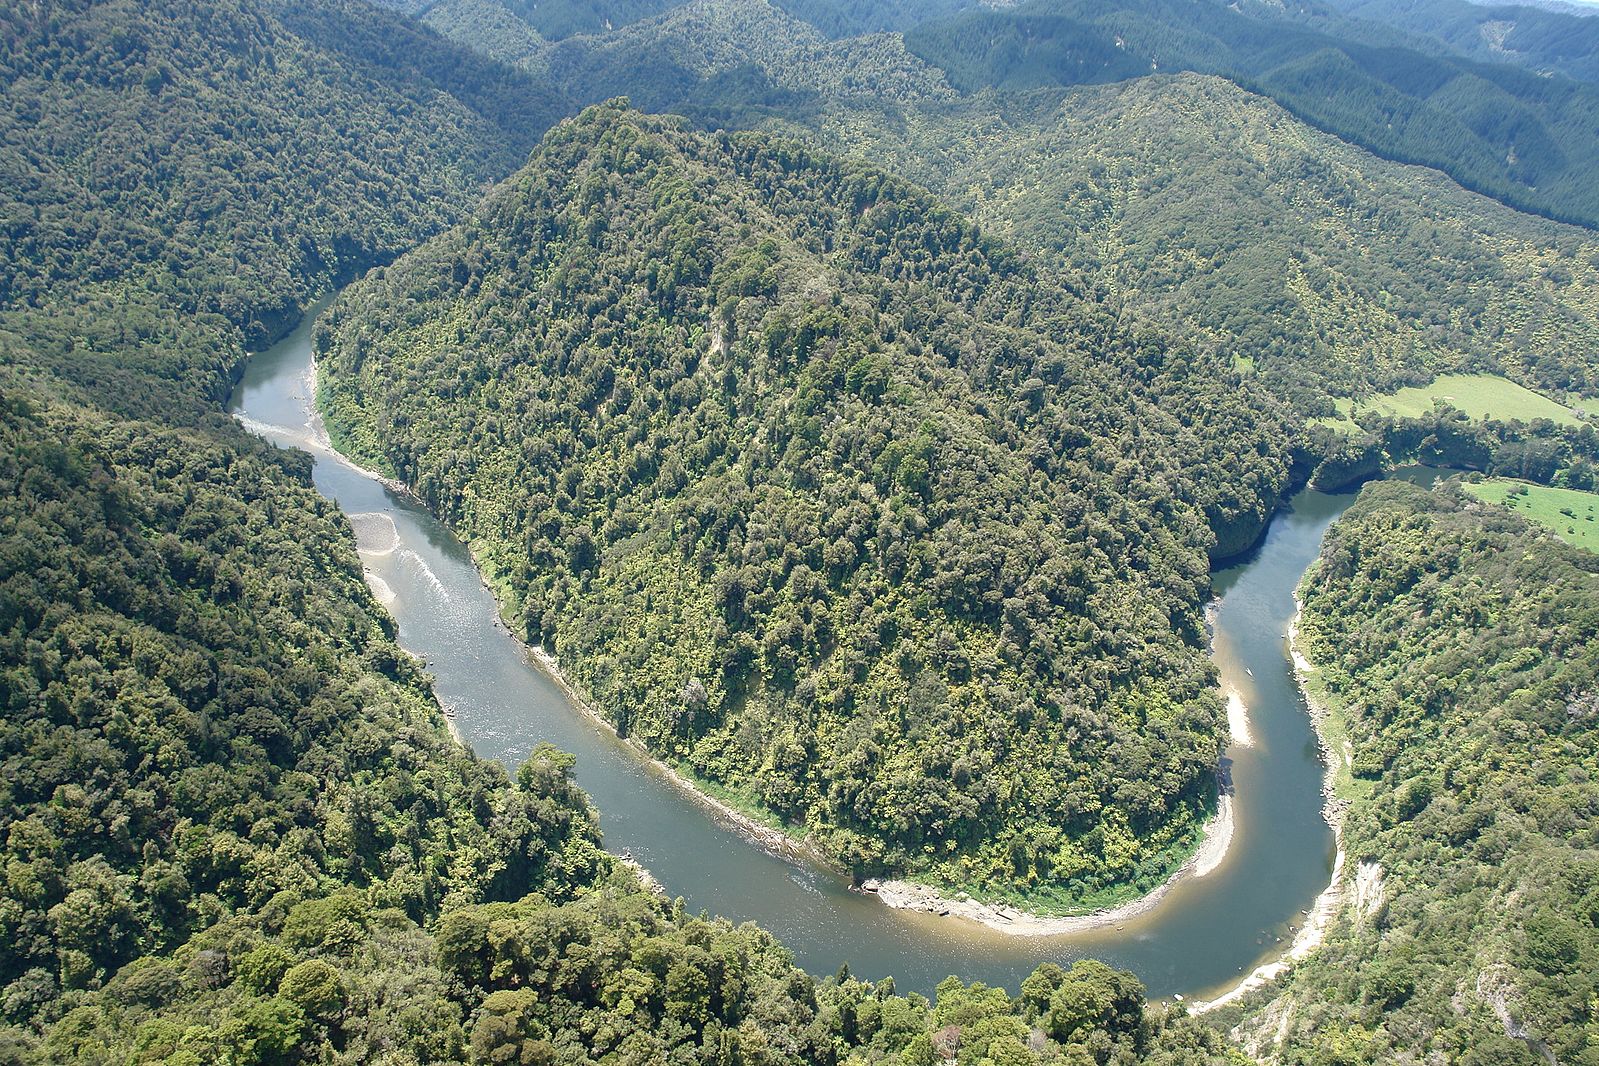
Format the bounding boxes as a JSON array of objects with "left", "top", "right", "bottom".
[{"left": 230, "top": 299, "right": 1357, "bottom": 1000}]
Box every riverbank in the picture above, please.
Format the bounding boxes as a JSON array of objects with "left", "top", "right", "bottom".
[
  {"left": 1190, "top": 599, "right": 1348, "bottom": 1012},
  {"left": 857, "top": 601, "right": 1245, "bottom": 935},
  {"left": 859, "top": 791, "right": 1234, "bottom": 936},
  {"left": 305, "top": 355, "right": 419, "bottom": 502},
  {"left": 525, "top": 646, "right": 831, "bottom": 870}
]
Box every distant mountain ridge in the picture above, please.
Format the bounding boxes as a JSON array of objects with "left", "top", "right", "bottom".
[
  {"left": 901, "top": 0, "right": 1599, "bottom": 230},
  {"left": 756, "top": 73, "right": 1599, "bottom": 408},
  {"left": 1324, "top": 0, "right": 1599, "bottom": 81},
  {"left": 393, "top": 0, "right": 1599, "bottom": 231}
]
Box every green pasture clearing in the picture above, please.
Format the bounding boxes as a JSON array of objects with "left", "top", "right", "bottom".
[
  {"left": 1361, "top": 373, "right": 1583, "bottom": 426},
  {"left": 1464, "top": 478, "right": 1599, "bottom": 553},
  {"left": 1316, "top": 374, "right": 1586, "bottom": 435}
]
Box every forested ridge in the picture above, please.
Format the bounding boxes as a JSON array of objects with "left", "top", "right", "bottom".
[
  {"left": 1219, "top": 482, "right": 1599, "bottom": 1063},
  {"left": 1317, "top": 0, "right": 1599, "bottom": 85},
  {"left": 317, "top": 101, "right": 1301, "bottom": 909},
  {"left": 898, "top": 0, "right": 1599, "bottom": 232},
  {"left": 0, "top": 0, "right": 1247, "bottom": 1062},
  {"left": 406, "top": 0, "right": 1599, "bottom": 232},
  {"left": 401, "top": 0, "right": 1599, "bottom": 422},
  {"left": 752, "top": 72, "right": 1599, "bottom": 411},
  {"left": 8, "top": 0, "right": 1599, "bottom": 1061}
]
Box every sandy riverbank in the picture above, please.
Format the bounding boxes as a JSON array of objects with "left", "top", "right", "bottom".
[
  {"left": 1190, "top": 600, "right": 1348, "bottom": 1012},
  {"left": 305, "top": 356, "right": 420, "bottom": 501},
  {"left": 858, "top": 600, "right": 1245, "bottom": 935},
  {"left": 309, "top": 368, "right": 1251, "bottom": 940},
  {"left": 859, "top": 790, "right": 1234, "bottom": 936}
]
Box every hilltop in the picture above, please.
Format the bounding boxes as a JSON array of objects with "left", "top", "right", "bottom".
[{"left": 318, "top": 102, "right": 1297, "bottom": 906}]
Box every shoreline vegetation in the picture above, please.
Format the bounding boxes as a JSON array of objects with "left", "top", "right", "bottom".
[
  {"left": 528, "top": 639, "right": 1239, "bottom": 933},
  {"left": 525, "top": 645, "right": 836, "bottom": 870},
  {"left": 305, "top": 344, "right": 1367, "bottom": 1000},
  {"left": 307, "top": 356, "right": 417, "bottom": 502},
  {"left": 1191, "top": 598, "right": 1349, "bottom": 1013},
  {"left": 857, "top": 793, "right": 1233, "bottom": 936},
  {"left": 312, "top": 367, "right": 1258, "bottom": 930}
]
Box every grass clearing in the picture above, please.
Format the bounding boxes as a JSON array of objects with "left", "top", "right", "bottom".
[
  {"left": 1359, "top": 373, "right": 1583, "bottom": 426},
  {"left": 1313, "top": 397, "right": 1363, "bottom": 435},
  {"left": 1464, "top": 478, "right": 1599, "bottom": 553}
]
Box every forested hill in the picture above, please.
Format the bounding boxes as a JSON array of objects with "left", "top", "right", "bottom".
[
  {"left": 1319, "top": 0, "right": 1599, "bottom": 85},
  {"left": 0, "top": 0, "right": 566, "bottom": 378},
  {"left": 400, "top": 0, "right": 1599, "bottom": 232},
  {"left": 539, "top": 0, "right": 960, "bottom": 113},
  {"left": 0, "top": 3, "right": 1240, "bottom": 1063},
  {"left": 1226, "top": 481, "right": 1599, "bottom": 1062},
  {"left": 899, "top": 0, "right": 1599, "bottom": 231},
  {"left": 759, "top": 74, "right": 1599, "bottom": 410},
  {"left": 390, "top": 0, "right": 1599, "bottom": 421},
  {"left": 318, "top": 101, "right": 1297, "bottom": 907}
]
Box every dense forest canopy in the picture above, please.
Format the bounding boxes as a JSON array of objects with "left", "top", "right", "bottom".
[
  {"left": 0, "top": 0, "right": 1255, "bottom": 1062},
  {"left": 1319, "top": 0, "right": 1599, "bottom": 84},
  {"left": 897, "top": 0, "right": 1599, "bottom": 230},
  {"left": 398, "top": 0, "right": 1599, "bottom": 421},
  {"left": 405, "top": 0, "right": 1599, "bottom": 230},
  {"left": 751, "top": 73, "right": 1599, "bottom": 409},
  {"left": 6, "top": 0, "right": 1599, "bottom": 1061},
  {"left": 318, "top": 101, "right": 1301, "bottom": 907}
]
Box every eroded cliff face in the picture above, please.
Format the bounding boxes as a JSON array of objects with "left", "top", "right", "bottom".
[{"left": 1208, "top": 501, "right": 1272, "bottom": 562}]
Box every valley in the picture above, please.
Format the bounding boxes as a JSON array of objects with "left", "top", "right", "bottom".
[
  {"left": 231, "top": 293, "right": 1355, "bottom": 1000},
  {"left": 3, "top": 0, "right": 1597, "bottom": 1062}
]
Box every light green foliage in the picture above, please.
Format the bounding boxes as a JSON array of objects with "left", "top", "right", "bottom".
[
  {"left": 540, "top": 0, "right": 959, "bottom": 109},
  {"left": 899, "top": 0, "right": 1599, "bottom": 231},
  {"left": 1464, "top": 478, "right": 1599, "bottom": 552},
  {"left": 1354, "top": 374, "right": 1585, "bottom": 427},
  {"left": 759, "top": 74, "right": 1599, "bottom": 411}
]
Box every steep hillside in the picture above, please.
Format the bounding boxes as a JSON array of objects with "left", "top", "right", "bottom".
[
  {"left": 901, "top": 0, "right": 1599, "bottom": 230},
  {"left": 542, "top": 0, "right": 959, "bottom": 111},
  {"left": 374, "top": 0, "right": 681, "bottom": 40},
  {"left": 1323, "top": 0, "right": 1599, "bottom": 84},
  {"left": 1226, "top": 481, "right": 1599, "bottom": 1063},
  {"left": 0, "top": 0, "right": 583, "bottom": 1056},
  {"left": 319, "top": 102, "right": 1297, "bottom": 908},
  {"left": 0, "top": 0, "right": 566, "bottom": 358},
  {"left": 0, "top": 4, "right": 1254, "bottom": 1063},
  {"left": 378, "top": 0, "right": 1599, "bottom": 419},
  {"left": 763, "top": 74, "right": 1599, "bottom": 410},
  {"left": 402, "top": 0, "right": 962, "bottom": 116}
]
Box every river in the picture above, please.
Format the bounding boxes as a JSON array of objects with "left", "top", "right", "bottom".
[{"left": 230, "top": 298, "right": 1357, "bottom": 1001}]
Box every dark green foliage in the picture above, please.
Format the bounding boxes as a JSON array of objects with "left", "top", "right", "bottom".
[
  {"left": 0, "top": 389, "right": 607, "bottom": 1001},
  {"left": 396, "top": 0, "right": 1599, "bottom": 417},
  {"left": 901, "top": 0, "right": 1599, "bottom": 230},
  {"left": 319, "top": 102, "right": 1298, "bottom": 905},
  {"left": 1239, "top": 482, "right": 1599, "bottom": 1062},
  {"left": 1319, "top": 0, "right": 1599, "bottom": 85},
  {"left": 0, "top": 2, "right": 1243, "bottom": 1062},
  {"left": 381, "top": 0, "right": 682, "bottom": 40},
  {"left": 0, "top": 0, "right": 564, "bottom": 357},
  {"left": 0, "top": 0, "right": 600, "bottom": 1056},
  {"left": 770, "top": 0, "right": 979, "bottom": 38},
  {"left": 539, "top": 0, "right": 961, "bottom": 120}
]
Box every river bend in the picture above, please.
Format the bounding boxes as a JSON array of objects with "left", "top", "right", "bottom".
[{"left": 231, "top": 299, "right": 1351, "bottom": 1000}]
